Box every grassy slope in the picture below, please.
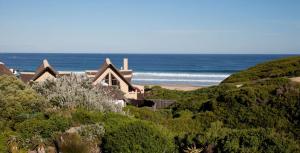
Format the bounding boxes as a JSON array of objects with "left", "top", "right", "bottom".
[
  {"left": 222, "top": 56, "right": 300, "bottom": 83},
  {"left": 139, "top": 56, "right": 300, "bottom": 152}
]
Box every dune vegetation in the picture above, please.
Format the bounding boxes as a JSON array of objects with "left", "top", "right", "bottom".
[
  {"left": 0, "top": 56, "right": 300, "bottom": 153},
  {"left": 222, "top": 56, "right": 300, "bottom": 83}
]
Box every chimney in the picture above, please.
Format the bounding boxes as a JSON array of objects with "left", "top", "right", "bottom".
[{"left": 123, "top": 58, "right": 128, "bottom": 70}]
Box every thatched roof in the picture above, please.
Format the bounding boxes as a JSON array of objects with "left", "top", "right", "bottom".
[
  {"left": 0, "top": 62, "right": 13, "bottom": 76},
  {"left": 93, "top": 58, "right": 134, "bottom": 91},
  {"left": 31, "top": 59, "right": 58, "bottom": 81},
  {"left": 19, "top": 72, "right": 35, "bottom": 83}
]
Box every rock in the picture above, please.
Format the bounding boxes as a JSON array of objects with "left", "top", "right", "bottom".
[
  {"left": 65, "top": 126, "right": 81, "bottom": 133},
  {"left": 37, "top": 145, "right": 45, "bottom": 153},
  {"left": 46, "top": 146, "right": 57, "bottom": 153},
  {"left": 236, "top": 84, "right": 243, "bottom": 88}
]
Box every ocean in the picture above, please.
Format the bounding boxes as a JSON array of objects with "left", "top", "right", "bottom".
[{"left": 0, "top": 53, "right": 298, "bottom": 86}]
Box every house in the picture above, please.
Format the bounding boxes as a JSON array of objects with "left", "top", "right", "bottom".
[
  {"left": 18, "top": 58, "right": 143, "bottom": 100},
  {"left": 0, "top": 62, "right": 13, "bottom": 76},
  {"left": 31, "top": 59, "right": 58, "bottom": 82},
  {"left": 20, "top": 59, "right": 59, "bottom": 83},
  {"left": 92, "top": 58, "right": 144, "bottom": 100}
]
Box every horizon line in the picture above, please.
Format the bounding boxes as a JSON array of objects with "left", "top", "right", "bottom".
[{"left": 0, "top": 51, "right": 299, "bottom": 55}]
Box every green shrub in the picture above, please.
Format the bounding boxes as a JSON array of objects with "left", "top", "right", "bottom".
[
  {"left": 103, "top": 121, "right": 175, "bottom": 153},
  {"left": 71, "top": 109, "right": 103, "bottom": 125},
  {"left": 0, "top": 133, "right": 7, "bottom": 153},
  {"left": 126, "top": 106, "right": 172, "bottom": 123},
  {"left": 0, "top": 76, "right": 46, "bottom": 128},
  {"left": 78, "top": 123, "right": 105, "bottom": 143},
  {"left": 15, "top": 115, "right": 70, "bottom": 138},
  {"left": 175, "top": 126, "right": 300, "bottom": 153},
  {"left": 215, "top": 128, "right": 300, "bottom": 153}
]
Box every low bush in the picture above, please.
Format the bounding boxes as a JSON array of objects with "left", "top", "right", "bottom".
[
  {"left": 15, "top": 115, "right": 70, "bottom": 139},
  {"left": 78, "top": 123, "right": 105, "bottom": 143},
  {"left": 215, "top": 128, "right": 300, "bottom": 153},
  {"left": 102, "top": 121, "right": 175, "bottom": 153},
  {"left": 0, "top": 75, "right": 46, "bottom": 128},
  {"left": 71, "top": 109, "right": 104, "bottom": 125}
]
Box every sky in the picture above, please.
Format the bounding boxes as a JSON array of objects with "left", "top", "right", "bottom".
[{"left": 0, "top": 0, "right": 299, "bottom": 54}]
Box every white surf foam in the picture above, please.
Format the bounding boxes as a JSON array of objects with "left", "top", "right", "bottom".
[
  {"left": 133, "top": 72, "right": 230, "bottom": 78},
  {"left": 132, "top": 71, "right": 230, "bottom": 86},
  {"left": 133, "top": 78, "right": 221, "bottom": 83}
]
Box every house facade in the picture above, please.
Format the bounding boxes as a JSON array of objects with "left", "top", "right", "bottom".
[{"left": 91, "top": 58, "right": 143, "bottom": 100}]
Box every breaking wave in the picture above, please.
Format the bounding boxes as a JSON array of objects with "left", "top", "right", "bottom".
[
  {"left": 134, "top": 72, "right": 230, "bottom": 78},
  {"left": 133, "top": 78, "right": 221, "bottom": 83},
  {"left": 132, "top": 72, "right": 231, "bottom": 86}
]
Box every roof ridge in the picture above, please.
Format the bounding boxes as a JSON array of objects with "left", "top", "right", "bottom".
[
  {"left": 105, "top": 58, "right": 111, "bottom": 64},
  {"left": 43, "top": 59, "right": 50, "bottom": 68}
]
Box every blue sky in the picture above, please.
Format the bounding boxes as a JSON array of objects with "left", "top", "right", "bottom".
[{"left": 0, "top": 0, "right": 299, "bottom": 54}]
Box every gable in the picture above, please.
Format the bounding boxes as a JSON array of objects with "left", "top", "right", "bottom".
[
  {"left": 35, "top": 71, "right": 56, "bottom": 82},
  {"left": 32, "top": 67, "right": 57, "bottom": 81},
  {"left": 93, "top": 64, "right": 134, "bottom": 91},
  {"left": 94, "top": 67, "right": 126, "bottom": 85}
]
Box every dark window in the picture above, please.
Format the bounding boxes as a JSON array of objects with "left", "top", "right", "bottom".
[
  {"left": 111, "top": 74, "right": 120, "bottom": 88},
  {"left": 104, "top": 74, "right": 109, "bottom": 84}
]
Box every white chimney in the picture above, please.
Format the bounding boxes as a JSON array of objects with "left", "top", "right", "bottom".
[{"left": 123, "top": 58, "right": 128, "bottom": 70}]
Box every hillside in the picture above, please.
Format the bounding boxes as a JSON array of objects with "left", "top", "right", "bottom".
[
  {"left": 222, "top": 56, "right": 300, "bottom": 83},
  {"left": 141, "top": 56, "right": 300, "bottom": 152}
]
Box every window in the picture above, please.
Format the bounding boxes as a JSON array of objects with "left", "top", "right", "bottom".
[
  {"left": 111, "top": 74, "right": 120, "bottom": 88},
  {"left": 104, "top": 74, "right": 109, "bottom": 84},
  {"left": 100, "top": 74, "right": 109, "bottom": 86}
]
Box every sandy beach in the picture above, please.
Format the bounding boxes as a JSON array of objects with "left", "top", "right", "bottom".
[{"left": 135, "top": 84, "right": 203, "bottom": 91}]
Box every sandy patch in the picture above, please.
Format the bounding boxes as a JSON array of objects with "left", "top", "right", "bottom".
[
  {"left": 136, "top": 84, "right": 203, "bottom": 91},
  {"left": 290, "top": 77, "right": 300, "bottom": 83}
]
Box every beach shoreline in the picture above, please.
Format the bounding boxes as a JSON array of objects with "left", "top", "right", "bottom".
[{"left": 135, "top": 84, "right": 203, "bottom": 91}]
